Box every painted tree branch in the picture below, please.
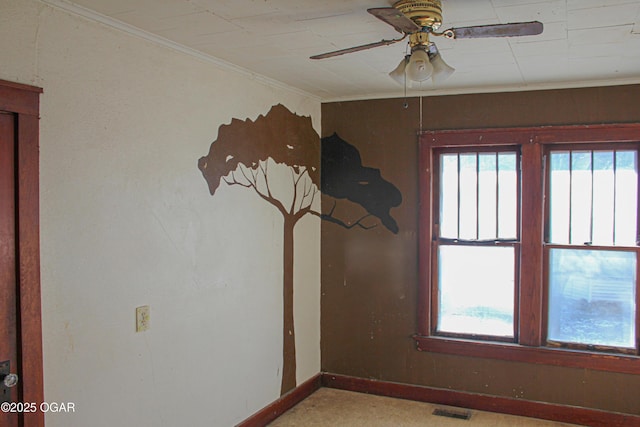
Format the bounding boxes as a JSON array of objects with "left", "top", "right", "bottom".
[
  {"left": 224, "top": 163, "right": 288, "bottom": 217},
  {"left": 289, "top": 167, "right": 299, "bottom": 215},
  {"left": 294, "top": 185, "right": 318, "bottom": 222},
  {"left": 290, "top": 166, "right": 317, "bottom": 215},
  {"left": 259, "top": 160, "right": 277, "bottom": 201},
  {"left": 309, "top": 201, "right": 376, "bottom": 230}
]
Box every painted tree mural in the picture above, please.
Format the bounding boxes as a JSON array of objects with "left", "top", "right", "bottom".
[
  {"left": 198, "top": 105, "right": 401, "bottom": 396},
  {"left": 199, "top": 105, "right": 319, "bottom": 395}
]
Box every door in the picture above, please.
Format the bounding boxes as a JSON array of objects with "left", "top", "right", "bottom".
[
  {"left": 0, "top": 79, "right": 44, "bottom": 427},
  {"left": 0, "top": 112, "right": 18, "bottom": 427}
]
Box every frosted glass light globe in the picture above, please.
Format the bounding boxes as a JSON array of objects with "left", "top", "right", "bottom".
[{"left": 406, "top": 49, "right": 433, "bottom": 82}]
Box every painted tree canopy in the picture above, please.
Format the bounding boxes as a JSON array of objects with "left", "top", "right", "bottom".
[{"left": 198, "top": 104, "right": 319, "bottom": 199}]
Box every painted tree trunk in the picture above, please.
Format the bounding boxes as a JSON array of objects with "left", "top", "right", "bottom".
[{"left": 280, "top": 214, "right": 297, "bottom": 395}]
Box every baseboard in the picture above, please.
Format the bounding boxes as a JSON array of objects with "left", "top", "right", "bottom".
[
  {"left": 235, "top": 374, "right": 322, "bottom": 427},
  {"left": 236, "top": 372, "right": 640, "bottom": 427},
  {"left": 322, "top": 373, "right": 640, "bottom": 427}
]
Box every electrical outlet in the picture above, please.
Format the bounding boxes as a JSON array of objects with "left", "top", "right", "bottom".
[{"left": 136, "top": 305, "right": 150, "bottom": 332}]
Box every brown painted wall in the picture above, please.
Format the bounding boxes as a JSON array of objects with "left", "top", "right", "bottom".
[{"left": 320, "top": 85, "right": 640, "bottom": 415}]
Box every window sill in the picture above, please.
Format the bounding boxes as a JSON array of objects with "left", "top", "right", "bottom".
[{"left": 413, "top": 335, "right": 640, "bottom": 375}]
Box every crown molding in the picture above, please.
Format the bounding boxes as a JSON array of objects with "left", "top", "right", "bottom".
[{"left": 39, "top": 0, "right": 320, "bottom": 102}]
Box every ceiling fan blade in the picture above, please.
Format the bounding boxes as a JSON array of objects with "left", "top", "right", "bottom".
[
  {"left": 310, "top": 37, "right": 405, "bottom": 60},
  {"left": 444, "top": 21, "right": 543, "bottom": 39},
  {"left": 367, "top": 7, "right": 421, "bottom": 34}
]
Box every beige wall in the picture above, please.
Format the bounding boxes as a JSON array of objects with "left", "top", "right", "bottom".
[{"left": 1, "top": 0, "right": 321, "bottom": 425}]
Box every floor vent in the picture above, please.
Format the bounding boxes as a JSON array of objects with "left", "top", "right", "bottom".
[{"left": 432, "top": 408, "right": 472, "bottom": 420}]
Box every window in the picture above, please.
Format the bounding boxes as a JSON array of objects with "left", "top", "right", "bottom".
[
  {"left": 546, "top": 148, "right": 637, "bottom": 352},
  {"left": 434, "top": 150, "right": 519, "bottom": 339},
  {"left": 416, "top": 124, "right": 640, "bottom": 374}
]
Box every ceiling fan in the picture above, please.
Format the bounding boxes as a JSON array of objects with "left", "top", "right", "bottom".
[{"left": 310, "top": 0, "right": 543, "bottom": 85}]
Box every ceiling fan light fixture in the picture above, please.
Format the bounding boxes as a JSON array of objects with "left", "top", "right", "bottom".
[
  {"left": 406, "top": 48, "right": 433, "bottom": 82},
  {"left": 389, "top": 55, "right": 410, "bottom": 85},
  {"left": 429, "top": 52, "right": 455, "bottom": 83}
]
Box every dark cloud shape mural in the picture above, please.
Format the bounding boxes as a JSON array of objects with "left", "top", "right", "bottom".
[{"left": 321, "top": 133, "right": 402, "bottom": 234}]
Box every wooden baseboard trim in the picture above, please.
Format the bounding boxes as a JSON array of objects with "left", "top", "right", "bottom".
[
  {"left": 321, "top": 373, "right": 640, "bottom": 427},
  {"left": 236, "top": 374, "right": 322, "bottom": 427}
]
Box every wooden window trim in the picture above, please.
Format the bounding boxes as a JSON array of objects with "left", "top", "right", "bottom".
[
  {"left": 413, "top": 334, "right": 640, "bottom": 375},
  {"left": 416, "top": 123, "right": 640, "bottom": 375},
  {"left": 0, "top": 79, "right": 44, "bottom": 427}
]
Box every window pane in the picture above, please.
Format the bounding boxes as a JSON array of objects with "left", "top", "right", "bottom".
[
  {"left": 459, "top": 154, "right": 477, "bottom": 239},
  {"left": 615, "top": 151, "right": 638, "bottom": 245},
  {"left": 438, "top": 245, "right": 515, "bottom": 337},
  {"left": 570, "top": 151, "right": 592, "bottom": 245},
  {"left": 548, "top": 248, "right": 636, "bottom": 349},
  {"left": 478, "top": 154, "right": 497, "bottom": 240},
  {"left": 592, "top": 151, "right": 615, "bottom": 245},
  {"left": 549, "top": 149, "right": 638, "bottom": 246},
  {"left": 497, "top": 153, "right": 517, "bottom": 239},
  {"left": 439, "top": 151, "right": 517, "bottom": 240},
  {"left": 549, "top": 152, "right": 571, "bottom": 244},
  {"left": 440, "top": 154, "right": 459, "bottom": 238}
]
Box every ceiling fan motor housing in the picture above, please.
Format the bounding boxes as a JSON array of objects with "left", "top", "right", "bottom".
[{"left": 393, "top": 0, "right": 443, "bottom": 30}]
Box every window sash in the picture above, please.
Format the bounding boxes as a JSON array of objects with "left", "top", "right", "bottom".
[
  {"left": 545, "top": 146, "right": 639, "bottom": 247},
  {"left": 543, "top": 244, "right": 639, "bottom": 354},
  {"left": 438, "top": 151, "right": 519, "bottom": 241},
  {"left": 432, "top": 241, "right": 520, "bottom": 342}
]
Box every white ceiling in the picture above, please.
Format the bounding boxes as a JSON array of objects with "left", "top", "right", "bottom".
[{"left": 46, "top": 0, "right": 640, "bottom": 101}]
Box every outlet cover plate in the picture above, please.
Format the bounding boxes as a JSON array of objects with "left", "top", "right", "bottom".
[{"left": 136, "top": 305, "right": 150, "bottom": 332}]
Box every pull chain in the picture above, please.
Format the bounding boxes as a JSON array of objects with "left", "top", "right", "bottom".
[{"left": 403, "top": 48, "right": 409, "bottom": 109}]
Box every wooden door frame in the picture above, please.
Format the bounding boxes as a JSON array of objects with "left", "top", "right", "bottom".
[{"left": 0, "top": 79, "right": 44, "bottom": 427}]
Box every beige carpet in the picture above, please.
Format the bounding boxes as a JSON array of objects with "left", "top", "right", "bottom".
[{"left": 269, "top": 388, "right": 582, "bottom": 427}]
